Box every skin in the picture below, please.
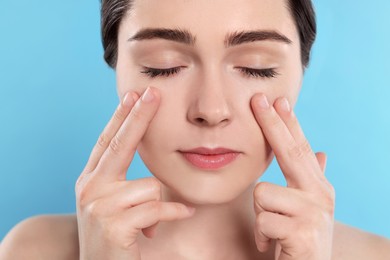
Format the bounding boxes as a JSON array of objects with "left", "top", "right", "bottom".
[{"left": 1, "top": 0, "right": 390, "bottom": 259}]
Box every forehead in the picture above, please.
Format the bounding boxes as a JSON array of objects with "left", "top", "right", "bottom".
[{"left": 121, "top": 0, "right": 298, "bottom": 44}]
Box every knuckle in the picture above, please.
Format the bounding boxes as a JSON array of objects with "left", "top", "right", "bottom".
[
  {"left": 254, "top": 182, "right": 269, "bottom": 200},
  {"left": 97, "top": 132, "right": 109, "bottom": 149},
  {"left": 113, "top": 106, "right": 127, "bottom": 122},
  {"left": 76, "top": 190, "right": 89, "bottom": 209},
  {"left": 292, "top": 220, "right": 311, "bottom": 243},
  {"left": 316, "top": 182, "right": 336, "bottom": 215},
  {"left": 254, "top": 183, "right": 272, "bottom": 212},
  {"left": 174, "top": 203, "right": 187, "bottom": 215},
  {"left": 75, "top": 178, "right": 93, "bottom": 208},
  {"left": 323, "top": 186, "right": 336, "bottom": 215},
  {"left": 130, "top": 105, "right": 145, "bottom": 122},
  {"left": 256, "top": 211, "right": 266, "bottom": 227},
  {"left": 296, "top": 228, "right": 316, "bottom": 253},
  {"left": 104, "top": 221, "right": 133, "bottom": 250},
  {"left": 146, "top": 178, "right": 161, "bottom": 194},
  {"left": 109, "top": 135, "right": 124, "bottom": 155},
  {"left": 75, "top": 175, "right": 85, "bottom": 195},
  {"left": 148, "top": 200, "right": 161, "bottom": 215},
  {"left": 85, "top": 199, "right": 105, "bottom": 218},
  {"left": 118, "top": 240, "right": 136, "bottom": 251},
  {"left": 288, "top": 140, "right": 312, "bottom": 159}
]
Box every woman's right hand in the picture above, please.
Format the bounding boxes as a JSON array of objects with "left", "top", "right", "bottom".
[{"left": 75, "top": 87, "right": 195, "bottom": 260}]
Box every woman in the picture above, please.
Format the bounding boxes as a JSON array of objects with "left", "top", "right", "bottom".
[{"left": 1, "top": 0, "right": 389, "bottom": 259}]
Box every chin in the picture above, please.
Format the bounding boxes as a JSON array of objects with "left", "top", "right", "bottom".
[
  {"left": 152, "top": 165, "right": 262, "bottom": 206},
  {"left": 164, "top": 179, "right": 253, "bottom": 206}
]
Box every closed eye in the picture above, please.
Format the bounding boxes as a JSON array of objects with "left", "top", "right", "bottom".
[
  {"left": 140, "top": 66, "right": 278, "bottom": 79},
  {"left": 141, "top": 66, "right": 184, "bottom": 78},
  {"left": 236, "top": 67, "right": 279, "bottom": 78}
]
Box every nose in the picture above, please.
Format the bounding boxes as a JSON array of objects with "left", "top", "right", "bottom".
[{"left": 187, "top": 75, "right": 232, "bottom": 127}]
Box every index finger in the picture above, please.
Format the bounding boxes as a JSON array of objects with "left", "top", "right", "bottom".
[
  {"left": 251, "top": 93, "right": 322, "bottom": 190},
  {"left": 96, "top": 87, "right": 160, "bottom": 181},
  {"left": 83, "top": 91, "right": 139, "bottom": 174}
]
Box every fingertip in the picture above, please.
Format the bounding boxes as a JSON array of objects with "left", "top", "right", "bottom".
[
  {"left": 177, "top": 205, "right": 196, "bottom": 219},
  {"left": 254, "top": 231, "right": 271, "bottom": 252},
  {"left": 252, "top": 93, "right": 270, "bottom": 110},
  {"left": 142, "top": 86, "right": 161, "bottom": 101},
  {"left": 148, "top": 86, "right": 160, "bottom": 95},
  {"left": 315, "top": 152, "right": 328, "bottom": 172},
  {"left": 256, "top": 242, "right": 271, "bottom": 253},
  {"left": 186, "top": 206, "right": 196, "bottom": 215},
  {"left": 122, "top": 92, "right": 134, "bottom": 108},
  {"left": 275, "top": 97, "right": 291, "bottom": 113},
  {"left": 131, "top": 92, "right": 140, "bottom": 102}
]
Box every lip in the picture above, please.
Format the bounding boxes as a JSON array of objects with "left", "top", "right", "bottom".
[{"left": 179, "top": 147, "right": 241, "bottom": 170}]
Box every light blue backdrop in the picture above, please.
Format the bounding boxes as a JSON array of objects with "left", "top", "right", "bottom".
[{"left": 1, "top": 1, "right": 389, "bottom": 240}]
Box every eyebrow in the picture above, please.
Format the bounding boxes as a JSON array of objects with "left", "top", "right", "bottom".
[
  {"left": 224, "top": 30, "right": 292, "bottom": 47},
  {"left": 128, "top": 28, "right": 292, "bottom": 47},
  {"left": 128, "top": 28, "right": 196, "bottom": 45}
]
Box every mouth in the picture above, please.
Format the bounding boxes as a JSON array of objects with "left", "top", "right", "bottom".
[{"left": 178, "top": 147, "right": 241, "bottom": 170}]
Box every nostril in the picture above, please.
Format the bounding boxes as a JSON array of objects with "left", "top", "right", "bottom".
[{"left": 195, "top": 118, "right": 206, "bottom": 124}]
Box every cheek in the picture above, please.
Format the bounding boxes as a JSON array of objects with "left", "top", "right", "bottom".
[
  {"left": 137, "top": 90, "right": 184, "bottom": 151},
  {"left": 116, "top": 64, "right": 151, "bottom": 99},
  {"left": 263, "top": 76, "right": 302, "bottom": 108}
]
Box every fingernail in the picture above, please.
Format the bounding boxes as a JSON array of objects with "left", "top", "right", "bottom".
[
  {"left": 131, "top": 92, "right": 139, "bottom": 103},
  {"left": 280, "top": 98, "right": 290, "bottom": 112},
  {"left": 122, "top": 92, "right": 133, "bottom": 107},
  {"left": 141, "top": 87, "right": 154, "bottom": 103},
  {"left": 186, "top": 206, "right": 196, "bottom": 215},
  {"left": 258, "top": 94, "right": 269, "bottom": 110}
]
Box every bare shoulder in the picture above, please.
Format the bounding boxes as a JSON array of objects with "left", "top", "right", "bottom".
[
  {"left": 0, "top": 214, "right": 79, "bottom": 260},
  {"left": 332, "top": 221, "right": 390, "bottom": 260}
]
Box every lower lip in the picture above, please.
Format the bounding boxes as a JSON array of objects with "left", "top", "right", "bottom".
[{"left": 180, "top": 152, "right": 240, "bottom": 170}]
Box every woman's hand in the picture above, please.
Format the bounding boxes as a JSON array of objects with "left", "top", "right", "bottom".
[
  {"left": 251, "top": 94, "right": 335, "bottom": 260},
  {"left": 75, "top": 87, "right": 195, "bottom": 260}
]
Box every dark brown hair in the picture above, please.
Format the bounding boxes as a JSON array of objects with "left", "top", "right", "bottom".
[{"left": 100, "top": 0, "right": 316, "bottom": 69}]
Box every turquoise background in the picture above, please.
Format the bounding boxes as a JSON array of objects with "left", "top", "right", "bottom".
[{"left": 1, "top": 0, "right": 389, "bottom": 240}]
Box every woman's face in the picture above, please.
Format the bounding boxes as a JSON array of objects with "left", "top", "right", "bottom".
[{"left": 116, "top": 0, "right": 303, "bottom": 204}]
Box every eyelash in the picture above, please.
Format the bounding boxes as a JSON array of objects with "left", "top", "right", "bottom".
[
  {"left": 141, "top": 66, "right": 278, "bottom": 79},
  {"left": 141, "top": 67, "right": 183, "bottom": 78},
  {"left": 236, "top": 67, "right": 279, "bottom": 79}
]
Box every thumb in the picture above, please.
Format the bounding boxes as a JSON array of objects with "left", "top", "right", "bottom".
[{"left": 315, "top": 152, "right": 327, "bottom": 174}]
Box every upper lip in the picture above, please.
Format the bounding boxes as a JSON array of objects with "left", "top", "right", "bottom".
[{"left": 179, "top": 147, "right": 240, "bottom": 155}]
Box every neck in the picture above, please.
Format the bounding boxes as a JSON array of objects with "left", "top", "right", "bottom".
[{"left": 139, "top": 182, "right": 272, "bottom": 260}]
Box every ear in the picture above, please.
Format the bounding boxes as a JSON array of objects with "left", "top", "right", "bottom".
[{"left": 315, "top": 152, "right": 327, "bottom": 174}]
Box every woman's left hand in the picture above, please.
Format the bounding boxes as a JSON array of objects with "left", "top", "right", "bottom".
[{"left": 251, "top": 94, "right": 335, "bottom": 260}]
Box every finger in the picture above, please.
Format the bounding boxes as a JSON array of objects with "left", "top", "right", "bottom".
[
  {"left": 83, "top": 92, "right": 139, "bottom": 174},
  {"left": 251, "top": 94, "right": 295, "bottom": 158},
  {"left": 274, "top": 97, "right": 326, "bottom": 177},
  {"left": 253, "top": 188, "right": 266, "bottom": 215},
  {"left": 253, "top": 183, "right": 271, "bottom": 252},
  {"left": 315, "top": 152, "right": 327, "bottom": 173},
  {"left": 254, "top": 223, "right": 271, "bottom": 253},
  {"left": 125, "top": 201, "right": 195, "bottom": 232},
  {"left": 273, "top": 97, "right": 307, "bottom": 143},
  {"left": 254, "top": 182, "right": 310, "bottom": 216},
  {"left": 251, "top": 94, "right": 318, "bottom": 189},
  {"left": 105, "top": 203, "right": 194, "bottom": 257},
  {"left": 88, "top": 177, "right": 162, "bottom": 216},
  {"left": 256, "top": 211, "right": 293, "bottom": 243},
  {"left": 97, "top": 87, "right": 161, "bottom": 181}
]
